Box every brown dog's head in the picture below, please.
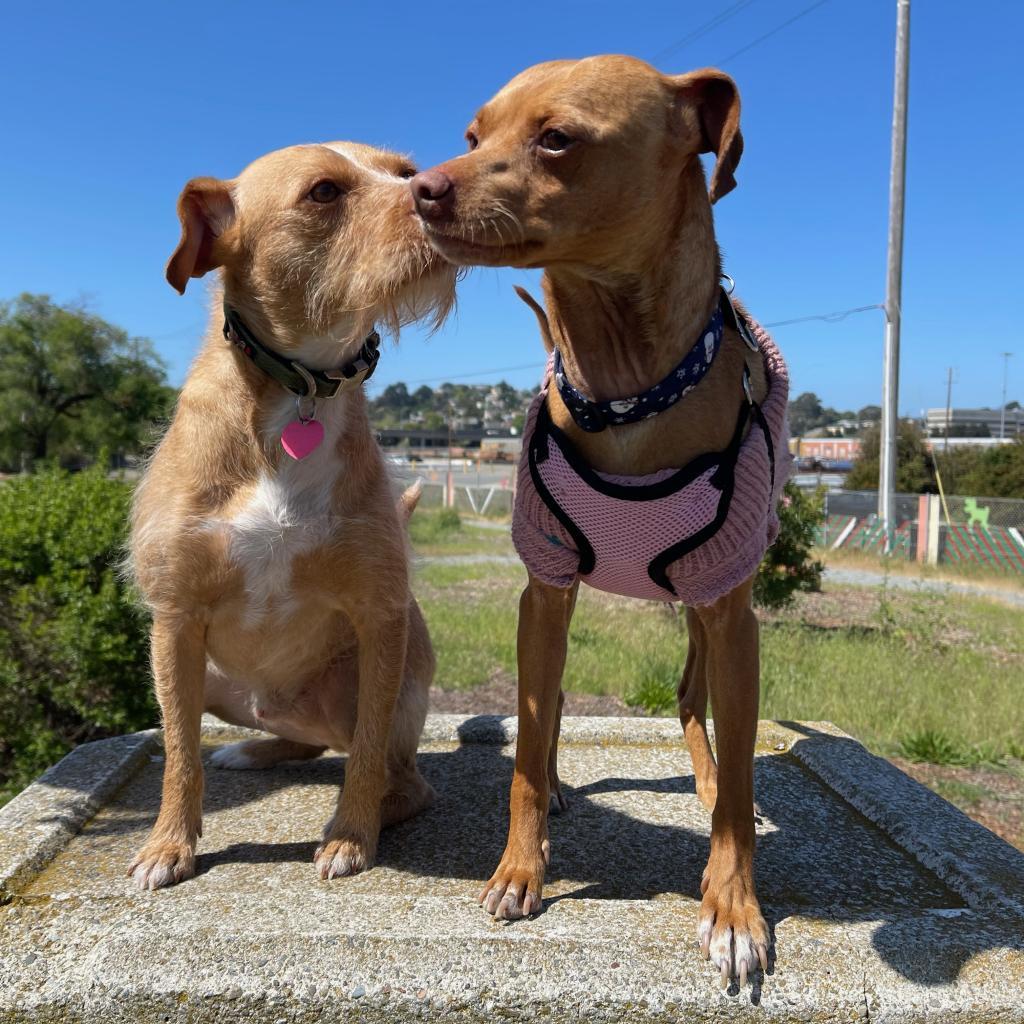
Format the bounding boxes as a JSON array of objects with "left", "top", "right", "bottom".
[
  {"left": 410, "top": 55, "right": 741, "bottom": 271},
  {"left": 167, "top": 142, "right": 456, "bottom": 352}
]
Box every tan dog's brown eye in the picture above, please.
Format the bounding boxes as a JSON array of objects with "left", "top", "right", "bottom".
[
  {"left": 309, "top": 181, "right": 342, "bottom": 203},
  {"left": 398, "top": 166, "right": 417, "bottom": 179},
  {"left": 538, "top": 129, "right": 574, "bottom": 153},
  {"left": 466, "top": 131, "right": 479, "bottom": 151}
]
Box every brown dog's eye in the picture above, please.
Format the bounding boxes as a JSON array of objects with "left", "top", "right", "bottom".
[
  {"left": 466, "top": 131, "right": 479, "bottom": 151},
  {"left": 538, "top": 129, "right": 574, "bottom": 153},
  {"left": 308, "top": 181, "right": 342, "bottom": 203},
  {"left": 398, "top": 166, "right": 417, "bottom": 179}
]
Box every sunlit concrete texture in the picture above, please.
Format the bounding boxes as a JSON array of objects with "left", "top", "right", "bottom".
[{"left": 1, "top": 715, "right": 1022, "bottom": 1022}]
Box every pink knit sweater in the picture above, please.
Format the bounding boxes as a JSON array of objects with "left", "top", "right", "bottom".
[{"left": 512, "top": 319, "right": 791, "bottom": 605}]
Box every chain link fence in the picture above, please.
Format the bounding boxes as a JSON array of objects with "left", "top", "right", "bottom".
[{"left": 816, "top": 488, "right": 1024, "bottom": 573}]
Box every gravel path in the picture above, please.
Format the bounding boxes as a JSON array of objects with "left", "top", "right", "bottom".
[{"left": 419, "top": 553, "right": 1024, "bottom": 608}]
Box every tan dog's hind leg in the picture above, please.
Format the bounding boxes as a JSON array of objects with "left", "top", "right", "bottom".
[
  {"left": 314, "top": 604, "right": 409, "bottom": 879},
  {"left": 128, "top": 616, "right": 206, "bottom": 890},
  {"left": 480, "top": 575, "right": 578, "bottom": 920},
  {"left": 211, "top": 737, "right": 327, "bottom": 771},
  {"left": 679, "top": 608, "right": 718, "bottom": 812},
  {"left": 694, "top": 576, "right": 769, "bottom": 987}
]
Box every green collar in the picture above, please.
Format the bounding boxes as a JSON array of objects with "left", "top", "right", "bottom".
[{"left": 223, "top": 304, "right": 380, "bottom": 400}]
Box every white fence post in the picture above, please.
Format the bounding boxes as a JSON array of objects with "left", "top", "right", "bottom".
[{"left": 926, "top": 494, "right": 941, "bottom": 565}]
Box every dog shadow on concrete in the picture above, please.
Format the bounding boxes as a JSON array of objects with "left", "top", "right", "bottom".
[{"left": 60, "top": 714, "right": 1022, "bottom": 993}]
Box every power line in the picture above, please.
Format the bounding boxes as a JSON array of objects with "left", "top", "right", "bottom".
[
  {"left": 714, "top": 0, "right": 834, "bottom": 65},
  {"left": 367, "top": 301, "right": 882, "bottom": 390},
  {"left": 764, "top": 303, "right": 883, "bottom": 329},
  {"left": 366, "top": 361, "right": 546, "bottom": 391},
  {"left": 653, "top": 0, "right": 761, "bottom": 63}
]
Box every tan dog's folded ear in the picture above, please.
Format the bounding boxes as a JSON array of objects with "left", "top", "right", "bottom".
[
  {"left": 672, "top": 69, "right": 743, "bottom": 204},
  {"left": 166, "top": 178, "right": 236, "bottom": 294}
]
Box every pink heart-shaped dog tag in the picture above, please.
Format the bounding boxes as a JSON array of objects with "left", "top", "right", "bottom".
[{"left": 281, "top": 418, "right": 325, "bottom": 460}]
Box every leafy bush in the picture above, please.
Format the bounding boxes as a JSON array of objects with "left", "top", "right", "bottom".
[
  {"left": 0, "top": 466, "right": 155, "bottom": 805},
  {"left": 753, "top": 481, "right": 824, "bottom": 610}
]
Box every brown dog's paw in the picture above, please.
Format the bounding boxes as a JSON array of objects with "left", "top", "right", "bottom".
[
  {"left": 128, "top": 841, "right": 196, "bottom": 891},
  {"left": 478, "top": 840, "right": 549, "bottom": 920},
  {"left": 314, "top": 831, "right": 376, "bottom": 880},
  {"left": 698, "top": 869, "right": 770, "bottom": 989}
]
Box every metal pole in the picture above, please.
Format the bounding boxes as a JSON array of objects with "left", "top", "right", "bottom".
[
  {"left": 944, "top": 367, "right": 952, "bottom": 454},
  {"left": 879, "top": 0, "right": 911, "bottom": 552},
  {"left": 999, "top": 352, "right": 1012, "bottom": 439}
]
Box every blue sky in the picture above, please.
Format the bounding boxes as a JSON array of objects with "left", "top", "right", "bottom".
[{"left": 2, "top": 0, "right": 1021, "bottom": 415}]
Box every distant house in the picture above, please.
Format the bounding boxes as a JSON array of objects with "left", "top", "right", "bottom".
[{"left": 791, "top": 437, "right": 862, "bottom": 461}]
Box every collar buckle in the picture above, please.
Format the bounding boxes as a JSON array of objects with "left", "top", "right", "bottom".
[{"left": 323, "top": 331, "right": 381, "bottom": 390}]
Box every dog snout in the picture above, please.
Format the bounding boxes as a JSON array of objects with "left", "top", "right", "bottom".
[{"left": 411, "top": 169, "right": 454, "bottom": 222}]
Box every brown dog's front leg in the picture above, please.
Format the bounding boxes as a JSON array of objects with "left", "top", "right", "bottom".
[
  {"left": 694, "top": 576, "right": 769, "bottom": 988},
  {"left": 129, "top": 615, "right": 206, "bottom": 890},
  {"left": 480, "top": 574, "right": 578, "bottom": 920},
  {"left": 679, "top": 608, "right": 718, "bottom": 812},
  {"left": 314, "top": 605, "right": 408, "bottom": 880}
]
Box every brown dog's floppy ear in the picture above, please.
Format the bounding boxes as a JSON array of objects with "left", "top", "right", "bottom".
[
  {"left": 672, "top": 68, "right": 743, "bottom": 204},
  {"left": 166, "top": 177, "right": 236, "bottom": 294}
]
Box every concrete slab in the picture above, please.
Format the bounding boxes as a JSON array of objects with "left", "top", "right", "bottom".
[{"left": 1, "top": 715, "right": 1022, "bottom": 1022}]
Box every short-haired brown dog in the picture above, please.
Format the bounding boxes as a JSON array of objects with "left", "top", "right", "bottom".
[
  {"left": 128, "top": 142, "right": 455, "bottom": 890},
  {"left": 412, "top": 55, "right": 777, "bottom": 989}
]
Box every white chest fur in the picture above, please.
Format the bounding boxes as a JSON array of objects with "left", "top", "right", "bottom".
[{"left": 222, "top": 392, "right": 348, "bottom": 624}]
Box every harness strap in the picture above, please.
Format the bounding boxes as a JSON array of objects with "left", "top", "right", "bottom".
[{"left": 528, "top": 359, "right": 777, "bottom": 600}]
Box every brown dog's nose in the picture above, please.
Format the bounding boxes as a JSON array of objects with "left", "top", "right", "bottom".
[{"left": 411, "top": 169, "right": 454, "bottom": 221}]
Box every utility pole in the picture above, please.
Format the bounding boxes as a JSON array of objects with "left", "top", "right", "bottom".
[
  {"left": 944, "top": 367, "right": 953, "bottom": 453},
  {"left": 999, "top": 352, "right": 1013, "bottom": 439},
  {"left": 879, "top": 0, "right": 911, "bottom": 553}
]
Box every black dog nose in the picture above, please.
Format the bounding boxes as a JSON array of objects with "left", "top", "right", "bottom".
[{"left": 411, "top": 169, "right": 454, "bottom": 220}]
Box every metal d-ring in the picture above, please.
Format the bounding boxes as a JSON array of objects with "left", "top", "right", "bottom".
[
  {"left": 291, "top": 362, "right": 318, "bottom": 423},
  {"left": 721, "top": 273, "right": 736, "bottom": 295}
]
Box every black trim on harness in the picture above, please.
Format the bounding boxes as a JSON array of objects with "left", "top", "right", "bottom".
[
  {"left": 528, "top": 409, "right": 597, "bottom": 576},
  {"left": 527, "top": 357, "right": 776, "bottom": 602},
  {"left": 751, "top": 403, "right": 776, "bottom": 496},
  {"left": 538, "top": 401, "right": 727, "bottom": 503},
  {"left": 647, "top": 398, "right": 751, "bottom": 596}
]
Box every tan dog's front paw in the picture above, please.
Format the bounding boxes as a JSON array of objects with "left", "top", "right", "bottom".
[
  {"left": 478, "top": 840, "right": 549, "bottom": 920},
  {"left": 314, "top": 830, "right": 376, "bottom": 880},
  {"left": 698, "top": 867, "right": 769, "bottom": 989},
  {"left": 128, "top": 841, "right": 196, "bottom": 891}
]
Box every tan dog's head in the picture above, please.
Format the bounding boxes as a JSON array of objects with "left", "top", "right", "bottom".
[
  {"left": 167, "top": 142, "right": 456, "bottom": 351},
  {"left": 410, "top": 55, "right": 741, "bottom": 271}
]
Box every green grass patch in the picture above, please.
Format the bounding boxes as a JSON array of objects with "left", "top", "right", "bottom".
[
  {"left": 413, "top": 538, "right": 1024, "bottom": 762},
  {"left": 928, "top": 778, "right": 995, "bottom": 806},
  {"left": 409, "top": 511, "right": 1024, "bottom": 763},
  {"left": 408, "top": 509, "right": 515, "bottom": 557}
]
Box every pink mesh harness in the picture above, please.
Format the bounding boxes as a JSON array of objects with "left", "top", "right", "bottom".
[{"left": 512, "top": 316, "right": 791, "bottom": 605}]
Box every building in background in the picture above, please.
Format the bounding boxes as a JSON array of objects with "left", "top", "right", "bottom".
[{"left": 925, "top": 406, "right": 1023, "bottom": 438}]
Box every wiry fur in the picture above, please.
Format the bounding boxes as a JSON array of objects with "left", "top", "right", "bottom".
[{"left": 127, "top": 141, "right": 455, "bottom": 891}]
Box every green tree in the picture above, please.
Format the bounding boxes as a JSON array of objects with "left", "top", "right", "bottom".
[
  {"left": 844, "top": 420, "right": 936, "bottom": 493},
  {"left": 0, "top": 294, "right": 174, "bottom": 470},
  {"left": 935, "top": 438, "right": 1024, "bottom": 499}
]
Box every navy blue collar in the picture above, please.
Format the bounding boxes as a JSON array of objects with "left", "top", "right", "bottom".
[{"left": 553, "top": 287, "right": 748, "bottom": 433}]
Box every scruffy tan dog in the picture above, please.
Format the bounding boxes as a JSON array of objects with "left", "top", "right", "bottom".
[
  {"left": 128, "top": 142, "right": 455, "bottom": 890},
  {"left": 412, "top": 56, "right": 779, "bottom": 988}
]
